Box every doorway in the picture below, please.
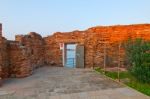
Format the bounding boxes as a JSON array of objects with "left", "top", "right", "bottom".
[
  {"left": 62, "top": 43, "right": 85, "bottom": 68},
  {"left": 65, "top": 44, "right": 76, "bottom": 68}
]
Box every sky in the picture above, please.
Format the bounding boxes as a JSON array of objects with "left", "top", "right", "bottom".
[{"left": 0, "top": 0, "right": 150, "bottom": 40}]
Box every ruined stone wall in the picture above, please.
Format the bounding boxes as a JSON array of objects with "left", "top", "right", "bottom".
[
  {"left": 0, "top": 24, "right": 1, "bottom": 36},
  {"left": 0, "top": 24, "right": 10, "bottom": 85},
  {"left": 44, "top": 24, "right": 150, "bottom": 68},
  {"left": 16, "top": 32, "right": 45, "bottom": 69},
  {"left": 0, "top": 24, "right": 3, "bottom": 83},
  {"left": 0, "top": 38, "right": 9, "bottom": 78},
  {"left": 1, "top": 32, "right": 46, "bottom": 78},
  {"left": 0, "top": 27, "right": 46, "bottom": 81},
  {"left": 44, "top": 31, "right": 85, "bottom": 66},
  {"left": 0, "top": 38, "right": 9, "bottom": 79},
  {"left": 8, "top": 41, "right": 32, "bottom": 78},
  {"left": 87, "top": 24, "right": 150, "bottom": 68}
]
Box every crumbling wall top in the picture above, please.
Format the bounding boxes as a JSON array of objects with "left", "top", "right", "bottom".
[{"left": 15, "top": 32, "right": 43, "bottom": 42}]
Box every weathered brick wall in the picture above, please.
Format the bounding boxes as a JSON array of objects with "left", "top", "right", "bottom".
[
  {"left": 44, "top": 31, "right": 85, "bottom": 66},
  {"left": 92, "top": 24, "right": 150, "bottom": 67},
  {"left": 7, "top": 32, "right": 45, "bottom": 78},
  {"left": 16, "top": 32, "right": 45, "bottom": 69},
  {"left": 8, "top": 41, "right": 32, "bottom": 78},
  {"left": 0, "top": 24, "right": 1, "bottom": 35},
  {"left": 0, "top": 38, "right": 9, "bottom": 78},
  {"left": 0, "top": 29, "right": 46, "bottom": 80},
  {"left": 0, "top": 24, "right": 2, "bottom": 84},
  {"left": 0, "top": 25, "right": 9, "bottom": 75},
  {"left": 0, "top": 24, "right": 3, "bottom": 83},
  {"left": 44, "top": 24, "right": 150, "bottom": 68},
  {"left": 0, "top": 24, "right": 10, "bottom": 85},
  {"left": 86, "top": 24, "right": 150, "bottom": 67}
]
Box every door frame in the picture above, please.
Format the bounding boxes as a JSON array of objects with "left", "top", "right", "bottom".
[{"left": 62, "top": 43, "right": 77, "bottom": 67}]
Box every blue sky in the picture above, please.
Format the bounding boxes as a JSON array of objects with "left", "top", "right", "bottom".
[{"left": 0, "top": 0, "right": 150, "bottom": 40}]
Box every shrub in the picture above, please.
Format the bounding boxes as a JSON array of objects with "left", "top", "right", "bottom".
[{"left": 125, "top": 38, "right": 150, "bottom": 83}]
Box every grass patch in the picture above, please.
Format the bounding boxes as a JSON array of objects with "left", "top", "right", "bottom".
[
  {"left": 95, "top": 67, "right": 150, "bottom": 96},
  {"left": 105, "top": 71, "right": 130, "bottom": 79},
  {"left": 126, "top": 80, "right": 150, "bottom": 96},
  {"left": 95, "top": 67, "right": 130, "bottom": 79}
]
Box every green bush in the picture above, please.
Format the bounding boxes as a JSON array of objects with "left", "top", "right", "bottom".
[{"left": 125, "top": 38, "right": 150, "bottom": 83}]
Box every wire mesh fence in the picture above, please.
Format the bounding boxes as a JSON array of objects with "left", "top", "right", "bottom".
[{"left": 93, "top": 39, "right": 126, "bottom": 82}]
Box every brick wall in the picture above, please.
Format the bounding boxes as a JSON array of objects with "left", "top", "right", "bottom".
[
  {"left": 0, "top": 23, "right": 2, "bottom": 37},
  {"left": 0, "top": 38, "right": 9, "bottom": 78},
  {"left": 8, "top": 41, "right": 32, "bottom": 78},
  {"left": 87, "top": 24, "right": 150, "bottom": 67},
  {"left": 0, "top": 23, "right": 2, "bottom": 85},
  {"left": 44, "top": 24, "right": 150, "bottom": 68},
  {"left": 16, "top": 32, "right": 45, "bottom": 69},
  {"left": 44, "top": 31, "right": 85, "bottom": 66},
  {"left": 0, "top": 24, "right": 9, "bottom": 85}
]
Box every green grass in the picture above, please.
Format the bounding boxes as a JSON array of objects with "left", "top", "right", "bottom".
[
  {"left": 105, "top": 71, "right": 130, "bottom": 80},
  {"left": 126, "top": 80, "right": 150, "bottom": 96},
  {"left": 95, "top": 67, "right": 150, "bottom": 96},
  {"left": 95, "top": 67, "right": 131, "bottom": 79}
]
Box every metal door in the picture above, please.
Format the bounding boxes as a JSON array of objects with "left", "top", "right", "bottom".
[{"left": 76, "top": 45, "right": 84, "bottom": 68}]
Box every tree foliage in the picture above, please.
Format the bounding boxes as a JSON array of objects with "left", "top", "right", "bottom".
[{"left": 125, "top": 38, "right": 150, "bottom": 83}]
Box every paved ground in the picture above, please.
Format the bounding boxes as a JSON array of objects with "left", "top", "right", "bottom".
[{"left": 0, "top": 66, "right": 149, "bottom": 99}]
